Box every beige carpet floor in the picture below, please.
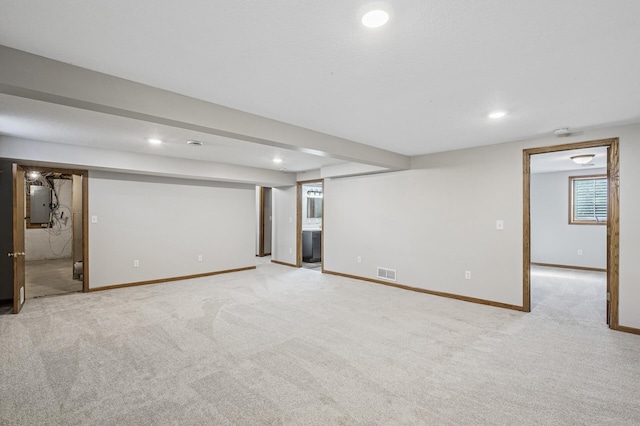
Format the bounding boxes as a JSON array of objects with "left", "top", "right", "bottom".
[{"left": 0, "top": 264, "right": 638, "bottom": 425}]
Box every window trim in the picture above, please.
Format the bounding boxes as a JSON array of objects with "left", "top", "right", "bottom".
[{"left": 569, "top": 174, "right": 607, "bottom": 225}]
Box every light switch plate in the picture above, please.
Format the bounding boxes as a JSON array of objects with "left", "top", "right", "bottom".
[{"left": 496, "top": 220, "right": 504, "bottom": 230}]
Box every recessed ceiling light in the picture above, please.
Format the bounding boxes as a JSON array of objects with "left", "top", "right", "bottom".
[
  {"left": 186, "top": 140, "right": 203, "bottom": 146},
  {"left": 362, "top": 9, "right": 389, "bottom": 28},
  {"left": 488, "top": 111, "right": 507, "bottom": 119},
  {"left": 273, "top": 158, "right": 283, "bottom": 164},
  {"left": 147, "top": 138, "right": 163, "bottom": 145}
]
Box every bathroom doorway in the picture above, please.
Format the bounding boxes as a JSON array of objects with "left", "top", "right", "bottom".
[{"left": 297, "top": 180, "right": 323, "bottom": 271}]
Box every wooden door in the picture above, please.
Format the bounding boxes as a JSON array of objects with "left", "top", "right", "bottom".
[
  {"left": 0, "top": 161, "right": 14, "bottom": 305},
  {"left": 13, "top": 164, "right": 26, "bottom": 313}
]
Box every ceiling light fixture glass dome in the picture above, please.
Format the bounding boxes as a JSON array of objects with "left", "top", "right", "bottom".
[
  {"left": 362, "top": 9, "right": 389, "bottom": 28},
  {"left": 360, "top": 2, "right": 393, "bottom": 28},
  {"left": 571, "top": 154, "right": 595, "bottom": 165}
]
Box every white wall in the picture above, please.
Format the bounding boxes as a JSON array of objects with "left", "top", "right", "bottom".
[
  {"left": 531, "top": 168, "right": 606, "bottom": 269},
  {"left": 88, "top": 171, "right": 255, "bottom": 288},
  {"left": 325, "top": 142, "right": 523, "bottom": 307},
  {"left": 25, "top": 178, "right": 73, "bottom": 261},
  {"left": 619, "top": 133, "right": 640, "bottom": 329},
  {"left": 297, "top": 170, "right": 321, "bottom": 182},
  {"left": 271, "top": 186, "right": 297, "bottom": 265},
  {"left": 324, "top": 123, "right": 640, "bottom": 329}
]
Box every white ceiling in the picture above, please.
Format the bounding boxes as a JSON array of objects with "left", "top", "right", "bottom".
[
  {"left": 530, "top": 146, "right": 607, "bottom": 174},
  {"left": 0, "top": 94, "right": 344, "bottom": 173},
  {"left": 1, "top": 1, "right": 639, "bottom": 167}
]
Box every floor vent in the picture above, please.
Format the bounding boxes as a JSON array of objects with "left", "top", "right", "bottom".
[{"left": 377, "top": 267, "right": 397, "bottom": 282}]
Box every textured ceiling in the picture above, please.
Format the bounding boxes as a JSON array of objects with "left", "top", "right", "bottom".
[{"left": 0, "top": 0, "right": 639, "bottom": 161}]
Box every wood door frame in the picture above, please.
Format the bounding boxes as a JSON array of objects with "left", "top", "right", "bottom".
[
  {"left": 13, "top": 164, "right": 25, "bottom": 313},
  {"left": 257, "top": 186, "right": 272, "bottom": 257},
  {"left": 523, "top": 138, "right": 619, "bottom": 328},
  {"left": 19, "top": 165, "right": 90, "bottom": 294},
  {"left": 297, "top": 179, "right": 324, "bottom": 269}
]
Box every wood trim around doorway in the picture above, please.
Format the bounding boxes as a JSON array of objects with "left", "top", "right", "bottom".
[
  {"left": 82, "top": 171, "right": 89, "bottom": 292},
  {"left": 523, "top": 138, "right": 619, "bottom": 330},
  {"left": 20, "top": 165, "right": 90, "bottom": 293}
]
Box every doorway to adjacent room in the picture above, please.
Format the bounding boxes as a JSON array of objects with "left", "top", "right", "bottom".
[
  {"left": 297, "top": 180, "right": 323, "bottom": 271},
  {"left": 523, "top": 138, "right": 619, "bottom": 329}
]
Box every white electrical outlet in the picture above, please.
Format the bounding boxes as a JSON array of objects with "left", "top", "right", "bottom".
[
  {"left": 577, "top": 249, "right": 583, "bottom": 256},
  {"left": 91, "top": 215, "right": 98, "bottom": 224},
  {"left": 357, "top": 256, "right": 362, "bottom": 263},
  {"left": 465, "top": 271, "right": 471, "bottom": 280},
  {"left": 198, "top": 255, "right": 203, "bottom": 262},
  {"left": 133, "top": 260, "right": 140, "bottom": 268},
  {"left": 289, "top": 248, "right": 293, "bottom": 254}
]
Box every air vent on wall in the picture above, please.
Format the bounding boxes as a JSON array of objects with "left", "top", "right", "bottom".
[{"left": 377, "top": 267, "right": 397, "bottom": 282}]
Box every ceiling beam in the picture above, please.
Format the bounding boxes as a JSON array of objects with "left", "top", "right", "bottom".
[
  {"left": 0, "top": 136, "right": 296, "bottom": 187},
  {"left": 0, "top": 45, "right": 410, "bottom": 170}
]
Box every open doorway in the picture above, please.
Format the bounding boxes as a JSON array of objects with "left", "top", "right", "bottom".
[
  {"left": 523, "top": 138, "right": 619, "bottom": 329},
  {"left": 257, "top": 186, "right": 272, "bottom": 257},
  {"left": 23, "top": 166, "right": 88, "bottom": 299},
  {"left": 529, "top": 146, "right": 608, "bottom": 324},
  {"left": 298, "top": 180, "right": 323, "bottom": 271}
]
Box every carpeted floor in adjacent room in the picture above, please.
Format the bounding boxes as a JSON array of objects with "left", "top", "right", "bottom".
[{"left": 0, "top": 263, "right": 638, "bottom": 425}]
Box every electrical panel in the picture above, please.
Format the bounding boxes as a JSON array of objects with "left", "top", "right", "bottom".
[{"left": 30, "top": 185, "right": 51, "bottom": 224}]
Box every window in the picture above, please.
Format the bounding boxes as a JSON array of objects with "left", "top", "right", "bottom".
[{"left": 570, "top": 175, "right": 607, "bottom": 224}]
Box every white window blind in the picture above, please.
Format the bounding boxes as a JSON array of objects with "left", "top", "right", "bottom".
[{"left": 572, "top": 177, "right": 607, "bottom": 223}]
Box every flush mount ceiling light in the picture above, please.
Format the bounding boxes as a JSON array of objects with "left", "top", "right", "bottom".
[
  {"left": 571, "top": 154, "right": 595, "bottom": 165},
  {"left": 186, "top": 140, "right": 203, "bottom": 146},
  {"left": 360, "top": 2, "right": 393, "bottom": 28},
  {"left": 147, "top": 138, "right": 163, "bottom": 145},
  {"left": 488, "top": 111, "right": 507, "bottom": 119},
  {"left": 362, "top": 9, "right": 389, "bottom": 27},
  {"left": 273, "top": 158, "right": 283, "bottom": 164}
]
